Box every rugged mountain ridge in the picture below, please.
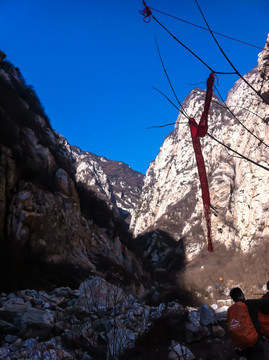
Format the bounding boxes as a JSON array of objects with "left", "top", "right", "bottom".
[
  {"left": 0, "top": 35, "right": 269, "bottom": 360},
  {"left": 131, "top": 34, "right": 269, "bottom": 259},
  {"left": 58, "top": 136, "right": 144, "bottom": 225},
  {"left": 0, "top": 54, "right": 196, "bottom": 360},
  {"left": 0, "top": 59, "right": 146, "bottom": 294}
]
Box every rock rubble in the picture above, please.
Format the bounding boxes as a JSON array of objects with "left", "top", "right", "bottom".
[{"left": 0, "top": 276, "right": 233, "bottom": 360}]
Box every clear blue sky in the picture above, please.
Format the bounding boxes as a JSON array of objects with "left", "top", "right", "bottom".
[{"left": 0, "top": 0, "right": 268, "bottom": 174}]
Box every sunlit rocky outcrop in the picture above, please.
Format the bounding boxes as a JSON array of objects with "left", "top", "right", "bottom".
[{"left": 131, "top": 34, "right": 269, "bottom": 259}]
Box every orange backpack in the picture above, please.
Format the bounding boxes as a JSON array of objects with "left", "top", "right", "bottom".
[{"left": 227, "top": 301, "right": 258, "bottom": 350}]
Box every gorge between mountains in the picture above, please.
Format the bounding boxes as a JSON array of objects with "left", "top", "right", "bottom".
[{"left": 0, "top": 34, "right": 268, "bottom": 359}]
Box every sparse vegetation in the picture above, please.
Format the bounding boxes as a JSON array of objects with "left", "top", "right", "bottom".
[{"left": 183, "top": 241, "right": 269, "bottom": 302}]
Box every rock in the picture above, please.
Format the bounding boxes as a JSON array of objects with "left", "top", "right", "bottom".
[
  {"left": 43, "top": 302, "right": 50, "bottom": 309},
  {"left": 10, "top": 337, "right": 23, "bottom": 350},
  {"left": 82, "top": 353, "right": 93, "bottom": 360},
  {"left": 212, "top": 324, "right": 226, "bottom": 338},
  {"left": 258, "top": 33, "right": 269, "bottom": 102},
  {"left": 77, "top": 276, "right": 126, "bottom": 311},
  {"left": 216, "top": 300, "right": 232, "bottom": 307},
  {"left": 20, "top": 306, "right": 54, "bottom": 339},
  {"left": 0, "top": 27, "right": 268, "bottom": 360},
  {"left": 185, "top": 321, "right": 202, "bottom": 333},
  {"left": 185, "top": 322, "right": 210, "bottom": 343},
  {"left": 215, "top": 306, "right": 228, "bottom": 322},
  {"left": 107, "top": 328, "right": 136, "bottom": 358},
  {"left": 0, "top": 347, "right": 10, "bottom": 359},
  {"left": 58, "top": 135, "right": 144, "bottom": 223},
  {"left": 188, "top": 309, "right": 200, "bottom": 326},
  {"left": 54, "top": 168, "right": 75, "bottom": 197},
  {"left": 211, "top": 304, "right": 218, "bottom": 311},
  {"left": 131, "top": 34, "right": 269, "bottom": 260},
  {"left": 0, "top": 303, "right": 54, "bottom": 340},
  {"left": 198, "top": 304, "right": 216, "bottom": 326},
  {"left": 0, "top": 286, "right": 237, "bottom": 359},
  {"left": 4, "top": 334, "right": 17, "bottom": 343},
  {"left": 0, "top": 59, "right": 146, "bottom": 294},
  {"left": 50, "top": 287, "right": 72, "bottom": 297},
  {"left": 0, "top": 319, "right": 17, "bottom": 334},
  {"left": 79, "top": 323, "right": 98, "bottom": 348},
  {"left": 22, "top": 337, "right": 38, "bottom": 352},
  {"left": 168, "top": 341, "right": 195, "bottom": 360}
]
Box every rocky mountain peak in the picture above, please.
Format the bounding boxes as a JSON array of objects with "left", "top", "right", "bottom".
[
  {"left": 0, "top": 59, "right": 146, "bottom": 295},
  {"left": 58, "top": 135, "right": 144, "bottom": 224},
  {"left": 131, "top": 34, "right": 269, "bottom": 259},
  {"left": 0, "top": 33, "right": 269, "bottom": 360}
]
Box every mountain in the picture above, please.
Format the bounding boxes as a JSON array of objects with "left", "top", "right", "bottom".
[
  {"left": 58, "top": 136, "right": 144, "bottom": 225},
  {"left": 0, "top": 35, "right": 269, "bottom": 360},
  {"left": 1, "top": 34, "right": 268, "bottom": 294},
  {"left": 0, "top": 58, "right": 145, "bottom": 294},
  {"left": 131, "top": 34, "right": 269, "bottom": 260},
  {"left": 0, "top": 51, "right": 188, "bottom": 302}
]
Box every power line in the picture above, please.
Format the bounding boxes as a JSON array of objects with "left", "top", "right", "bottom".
[
  {"left": 149, "top": 7, "right": 263, "bottom": 50},
  {"left": 207, "top": 133, "right": 269, "bottom": 172},
  {"left": 140, "top": 2, "right": 268, "bottom": 105},
  {"left": 149, "top": 89, "right": 269, "bottom": 173},
  {"left": 155, "top": 38, "right": 190, "bottom": 119},
  {"left": 213, "top": 86, "right": 269, "bottom": 148},
  {"left": 189, "top": 86, "right": 268, "bottom": 122},
  {"left": 194, "top": 0, "right": 269, "bottom": 105},
  {"left": 152, "top": 15, "right": 236, "bottom": 76},
  {"left": 139, "top": 3, "right": 269, "bottom": 171}
]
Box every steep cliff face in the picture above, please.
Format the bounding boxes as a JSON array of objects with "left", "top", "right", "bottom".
[
  {"left": 0, "top": 59, "right": 145, "bottom": 293},
  {"left": 131, "top": 34, "right": 269, "bottom": 259},
  {"left": 58, "top": 136, "right": 144, "bottom": 224}
]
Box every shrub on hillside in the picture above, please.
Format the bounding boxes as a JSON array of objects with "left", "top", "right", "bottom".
[{"left": 0, "top": 61, "right": 51, "bottom": 127}]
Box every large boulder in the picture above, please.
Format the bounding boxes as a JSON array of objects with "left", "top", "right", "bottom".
[
  {"left": 0, "top": 303, "right": 54, "bottom": 339},
  {"left": 76, "top": 276, "right": 126, "bottom": 312},
  {"left": 198, "top": 304, "right": 216, "bottom": 326}
]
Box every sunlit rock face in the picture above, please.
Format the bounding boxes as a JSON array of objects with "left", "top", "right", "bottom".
[
  {"left": 131, "top": 34, "right": 269, "bottom": 259},
  {"left": 58, "top": 137, "right": 144, "bottom": 224},
  {"left": 258, "top": 33, "right": 269, "bottom": 103}
]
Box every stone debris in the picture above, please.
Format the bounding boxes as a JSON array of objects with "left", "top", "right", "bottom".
[
  {"left": 212, "top": 325, "right": 226, "bottom": 338},
  {"left": 168, "top": 341, "right": 195, "bottom": 360},
  {"left": 1, "top": 29, "right": 267, "bottom": 360},
  {"left": 0, "top": 277, "right": 230, "bottom": 359}
]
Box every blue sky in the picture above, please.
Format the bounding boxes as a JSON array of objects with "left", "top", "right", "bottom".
[{"left": 0, "top": 0, "right": 268, "bottom": 174}]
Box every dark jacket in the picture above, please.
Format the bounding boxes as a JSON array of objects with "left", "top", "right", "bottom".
[
  {"left": 238, "top": 298, "right": 269, "bottom": 333},
  {"left": 261, "top": 292, "right": 269, "bottom": 314}
]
